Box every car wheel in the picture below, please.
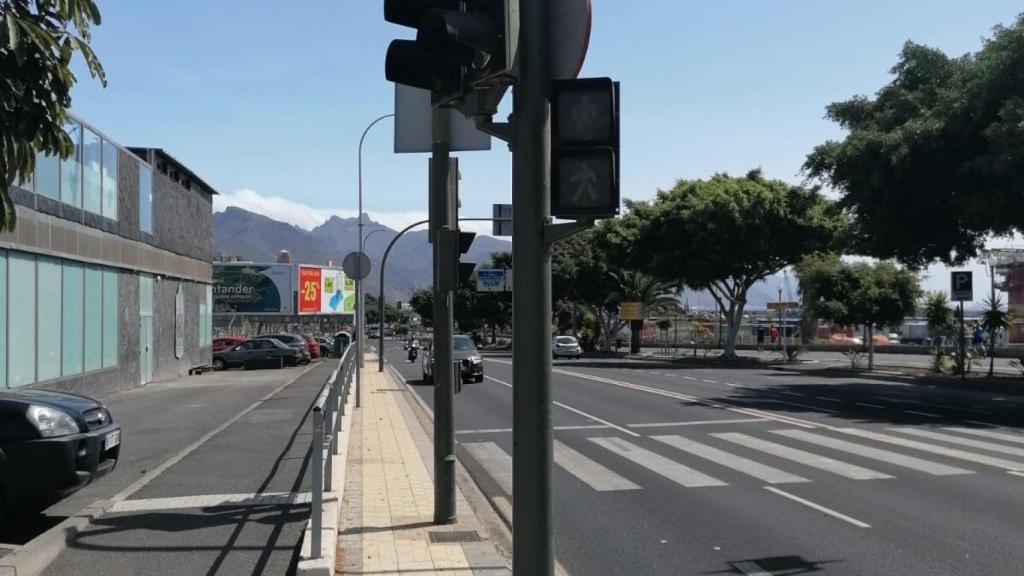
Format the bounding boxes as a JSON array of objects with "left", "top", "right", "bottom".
[
  {"left": 213, "top": 357, "right": 227, "bottom": 371},
  {"left": 475, "top": 375, "right": 484, "bottom": 383}
]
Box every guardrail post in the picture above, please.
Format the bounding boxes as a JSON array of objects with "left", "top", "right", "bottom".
[{"left": 311, "top": 406, "right": 324, "bottom": 559}]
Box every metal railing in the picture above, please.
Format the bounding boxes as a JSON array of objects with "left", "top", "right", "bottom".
[{"left": 309, "top": 344, "right": 356, "bottom": 559}]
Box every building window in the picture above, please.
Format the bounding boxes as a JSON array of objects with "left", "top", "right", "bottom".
[
  {"left": 0, "top": 251, "right": 5, "bottom": 388},
  {"left": 102, "top": 140, "right": 118, "bottom": 220},
  {"left": 35, "top": 151, "right": 60, "bottom": 200},
  {"left": 102, "top": 269, "right": 118, "bottom": 368},
  {"left": 83, "top": 128, "right": 102, "bottom": 214},
  {"left": 84, "top": 266, "right": 103, "bottom": 372},
  {"left": 139, "top": 163, "right": 153, "bottom": 234},
  {"left": 61, "top": 121, "right": 83, "bottom": 208},
  {"left": 8, "top": 254, "right": 35, "bottom": 387},
  {"left": 62, "top": 263, "right": 84, "bottom": 376},
  {"left": 37, "top": 258, "right": 62, "bottom": 382}
]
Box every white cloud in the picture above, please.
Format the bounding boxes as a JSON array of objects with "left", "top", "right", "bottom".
[{"left": 213, "top": 188, "right": 501, "bottom": 237}]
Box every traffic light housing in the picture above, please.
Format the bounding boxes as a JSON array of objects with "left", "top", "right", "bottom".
[
  {"left": 457, "top": 231, "right": 477, "bottom": 287},
  {"left": 384, "top": 0, "right": 513, "bottom": 105}
]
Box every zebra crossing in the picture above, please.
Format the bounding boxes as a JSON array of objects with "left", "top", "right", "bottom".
[{"left": 459, "top": 425, "right": 1024, "bottom": 495}]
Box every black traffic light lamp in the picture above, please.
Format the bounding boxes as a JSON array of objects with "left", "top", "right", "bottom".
[
  {"left": 458, "top": 262, "right": 477, "bottom": 287},
  {"left": 458, "top": 231, "right": 477, "bottom": 287},
  {"left": 550, "top": 77, "right": 621, "bottom": 219},
  {"left": 384, "top": 0, "right": 509, "bottom": 105}
]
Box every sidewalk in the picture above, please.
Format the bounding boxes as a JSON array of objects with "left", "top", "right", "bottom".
[{"left": 337, "top": 355, "right": 511, "bottom": 575}]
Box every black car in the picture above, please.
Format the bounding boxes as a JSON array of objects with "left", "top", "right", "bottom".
[
  {"left": 0, "top": 389, "right": 121, "bottom": 516},
  {"left": 212, "top": 337, "right": 299, "bottom": 370},
  {"left": 260, "top": 334, "right": 312, "bottom": 364}
]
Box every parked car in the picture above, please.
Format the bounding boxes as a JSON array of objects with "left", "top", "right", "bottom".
[
  {"left": 213, "top": 336, "right": 246, "bottom": 353},
  {"left": 212, "top": 338, "right": 299, "bottom": 370},
  {"left": 261, "top": 334, "right": 311, "bottom": 364},
  {"left": 315, "top": 337, "right": 334, "bottom": 358},
  {"left": 0, "top": 389, "right": 121, "bottom": 516},
  {"left": 553, "top": 335, "right": 583, "bottom": 359},
  {"left": 303, "top": 335, "right": 320, "bottom": 359},
  {"left": 422, "top": 334, "right": 484, "bottom": 384}
]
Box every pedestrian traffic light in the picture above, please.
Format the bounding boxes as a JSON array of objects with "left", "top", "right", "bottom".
[
  {"left": 550, "top": 77, "right": 620, "bottom": 219},
  {"left": 384, "top": 0, "right": 512, "bottom": 106}
]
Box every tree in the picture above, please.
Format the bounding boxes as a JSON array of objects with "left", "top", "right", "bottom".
[
  {"left": 805, "top": 15, "right": 1024, "bottom": 266},
  {"left": 801, "top": 260, "right": 920, "bottom": 369},
  {"left": 631, "top": 170, "right": 846, "bottom": 357},
  {"left": 794, "top": 253, "right": 844, "bottom": 344},
  {"left": 980, "top": 295, "right": 1013, "bottom": 377},
  {"left": 409, "top": 287, "right": 434, "bottom": 327},
  {"left": 607, "top": 270, "right": 680, "bottom": 354},
  {"left": 923, "top": 292, "right": 955, "bottom": 346},
  {"left": 1, "top": 0, "right": 106, "bottom": 232},
  {"left": 552, "top": 228, "right": 624, "bottom": 350}
]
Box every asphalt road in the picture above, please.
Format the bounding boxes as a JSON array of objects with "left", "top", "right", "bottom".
[{"left": 383, "top": 342, "right": 1024, "bottom": 576}]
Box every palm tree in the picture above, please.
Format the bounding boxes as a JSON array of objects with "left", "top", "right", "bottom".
[
  {"left": 981, "top": 295, "right": 1013, "bottom": 378},
  {"left": 923, "top": 292, "right": 955, "bottom": 346},
  {"left": 608, "top": 270, "right": 681, "bottom": 354}
]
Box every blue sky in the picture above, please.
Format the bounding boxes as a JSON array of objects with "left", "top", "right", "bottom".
[{"left": 68, "top": 0, "right": 1023, "bottom": 299}]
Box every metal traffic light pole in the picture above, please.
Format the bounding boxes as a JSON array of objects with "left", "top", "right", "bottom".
[
  {"left": 430, "top": 105, "right": 458, "bottom": 524},
  {"left": 512, "top": 0, "right": 554, "bottom": 573}
]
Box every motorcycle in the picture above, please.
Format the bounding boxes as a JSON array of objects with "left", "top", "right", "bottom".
[{"left": 408, "top": 346, "right": 419, "bottom": 362}]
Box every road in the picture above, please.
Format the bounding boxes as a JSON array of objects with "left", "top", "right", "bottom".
[{"left": 382, "top": 342, "right": 1024, "bottom": 576}]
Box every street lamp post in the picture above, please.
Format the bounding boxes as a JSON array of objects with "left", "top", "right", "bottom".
[
  {"left": 356, "top": 114, "right": 394, "bottom": 408},
  {"left": 778, "top": 284, "right": 786, "bottom": 358}
]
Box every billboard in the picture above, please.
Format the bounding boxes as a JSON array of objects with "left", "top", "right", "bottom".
[
  {"left": 213, "top": 263, "right": 294, "bottom": 315},
  {"left": 298, "top": 265, "right": 355, "bottom": 315}
]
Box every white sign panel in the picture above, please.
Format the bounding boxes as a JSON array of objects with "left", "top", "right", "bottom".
[
  {"left": 477, "top": 269, "right": 506, "bottom": 292},
  {"left": 394, "top": 85, "right": 491, "bottom": 153}
]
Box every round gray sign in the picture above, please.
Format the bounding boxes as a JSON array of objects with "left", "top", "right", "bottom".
[{"left": 343, "top": 251, "right": 372, "bottom": 280}]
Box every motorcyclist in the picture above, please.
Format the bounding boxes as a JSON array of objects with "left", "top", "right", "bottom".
[{"left": 408, "top": 338, "right": 420, "bottom": 362}]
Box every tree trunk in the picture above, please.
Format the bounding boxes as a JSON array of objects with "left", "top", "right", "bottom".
[
  {"left": 721, "top": 300, "right": 746, "bottom": 358},
  {"left": 868, "top": 323, "right": 875, "bottom": 370},
  {"left": 989, "top": 329, "right": 996, "bottom": 378},
  {"left": 630, "top": 319, "right": 642, "bottom": 354}
]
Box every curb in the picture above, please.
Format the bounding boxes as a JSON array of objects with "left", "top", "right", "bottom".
[{"left": 296, "top": 378, "right": 354, "bottom": 576}]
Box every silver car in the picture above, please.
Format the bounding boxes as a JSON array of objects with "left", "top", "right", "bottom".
[
  {"left": 422, "top": 335, "right": 484, "bottom": 384},
  {"left": 553, "top": 335, "right": 583, "bottom": 359}
]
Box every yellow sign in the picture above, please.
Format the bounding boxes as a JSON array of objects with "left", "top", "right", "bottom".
[
  {"left": 767, "top": 301, "right": 799, "bottom": 311},
  {"left": 344, "top": 277, "right": 355, "bottom": 291},
  {"left": 620, "top": 301, "right": 642, "bottom": 321}
]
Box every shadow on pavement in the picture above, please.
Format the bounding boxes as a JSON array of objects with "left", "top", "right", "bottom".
[
  {"left": 702, "top": 555, "right": 840, "bottom": 575},
  {"left": 0, "top": 513, "right": 67, "bottom": 545}
]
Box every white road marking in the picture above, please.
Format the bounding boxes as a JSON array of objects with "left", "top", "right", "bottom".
[
  {"left": 1008, "top": 471, "right": 1024, "bottom": 479},
  {"left": 779, "top": 391, "right": 803, "bottom": 397},
  {"left": 628, "top": 418, "right": 766, "bottom": 428},
  {"left": 703, "top": 379, "right": 719, "bottom": 384},
  {"left": 458, "top": 428, "right": 514, "bottom": 434},
  {"left": 945, "top": 427, "right": 1024, "bottom": 445},
  {"left": 755, "top": 399, "right": 840, "bottom": 414},
  {"left": 682, "top": 376, "right": 697, "bottom": 380},
  {"left": 771, "top": 429, "right": 973, "bottom": 476},
  {"left": 554, "top": 440, "right": 641, "bottom": 492},
  {"left": 905, "top": 410, "right": 943, "bottom": 418},
  {"left": 110, "top": 492, "right": 311, "bottom": 513},
  {"left": 815, "top": 396, "right": 842, "bottom": 403},
  {"left": 834, "top": 428, "right": 1024, "bottom": 471},
  {"left": 856, "top": 402, "right": 886, "bottom": 409},
  {"left": 590, "top": 437, "right": 727, "bottom": 488},
  {"left": 552, "top": 369, "right": 819, "bottom": 429},
  {"left": 764, "top": 487, "right": 871, "bottom": 528},
  {"left": 725, "top": 383, "right": 745, "bottom": 388},
  {"left": 484, "top": 375, "right": 640, "bottom": 437},
  {"left": 463, "top": 441, "right": 514, "bottom": 494},
  {"left": 964, "top": 419, "right": 999, "bottom": 427},
  {"left": 714, "top": 433, "right": 893, "bottom": 480},
  {"left": 733, "top": 561, "right": 773, "bottom": 576},
  {"left": 653, "top": 435, "right": 809, "bottom": 484},
  {"left": 890, "top": 428, "right": 1024, "bottom": 458}
]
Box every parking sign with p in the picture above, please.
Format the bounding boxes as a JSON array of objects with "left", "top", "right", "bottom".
[{"left": 951, "top": 271, "right": 973, "bottom": 302}]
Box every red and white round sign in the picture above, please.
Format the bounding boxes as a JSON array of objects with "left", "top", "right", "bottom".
[{"left": 550, "top": 0, "right": 592, "bottom": 79}]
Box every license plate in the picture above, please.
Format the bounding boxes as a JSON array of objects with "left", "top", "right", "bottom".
[{"left": 103, "top": 430, "right": 121, "bottom": 451}]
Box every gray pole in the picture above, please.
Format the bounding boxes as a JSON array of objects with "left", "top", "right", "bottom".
[
  {"left": 356, "top": 113, "right": 394, "bottom": 408},
  {"left": 431, "top": 106, "right": 457, "bottom": 524},
  {"left": 513, "top": 0, "right": 553, "bottom": 573}
]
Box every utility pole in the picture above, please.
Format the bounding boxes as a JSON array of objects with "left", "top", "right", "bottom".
[
  {"left": 431, "top": 106, "right": 457, "bottom": 524},
  {"left": 513, "top": 0, "right": 553, "bottom": 572}
]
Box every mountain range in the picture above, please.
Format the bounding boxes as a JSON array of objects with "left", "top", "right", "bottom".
[{"left": 213, "top": 207, "right": 512, "bottom": 301}]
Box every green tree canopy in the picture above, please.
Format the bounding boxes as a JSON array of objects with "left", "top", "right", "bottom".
[
  {"left": 805, "top": 14, "right": 1024, "bottom": 266},
  {"left": 607, "top": 270, "right": 680, "bottom": 353},
  {"left": 1, "top": 0, "right": 106, "bottom": 231},
  {"left": 629, "top": 169, "right": 846, "bottom": 357}
]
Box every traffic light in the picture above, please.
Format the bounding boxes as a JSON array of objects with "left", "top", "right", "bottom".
[
  {"left": 550, "top": 78, "right": 621, "bottom": 219},
  {"left": 384, "top": 0, "right": 512, "bottom": 105},
  {"left": 458, "top": 231, "right": 477, "bottom": 287}
]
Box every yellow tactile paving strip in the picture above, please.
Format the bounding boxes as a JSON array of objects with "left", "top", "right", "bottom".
[{"left": 337, "top": 354, "right": 510, "bottom": 575}]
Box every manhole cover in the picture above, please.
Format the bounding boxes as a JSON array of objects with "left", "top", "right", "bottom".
[{"left": 428, "top": 530, "right": 481, "bottom": 543}]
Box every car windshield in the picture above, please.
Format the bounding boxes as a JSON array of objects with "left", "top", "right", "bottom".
[
  {"left": 556, "top": 337, "right": 577, "bottom": 345},
  {"left": 453, "top": 337, "right": 476, "bottom": 351}
]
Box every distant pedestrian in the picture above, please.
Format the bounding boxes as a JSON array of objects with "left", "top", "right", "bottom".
[
  {"left": 972, "top": 326, "right": 984, "bottom": 347},
  {"left": 770, "top": 324, "right": 780, "bottom": 351},
  {"left": 756, "top": 325, "right": 767, "bottom": 352}
]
